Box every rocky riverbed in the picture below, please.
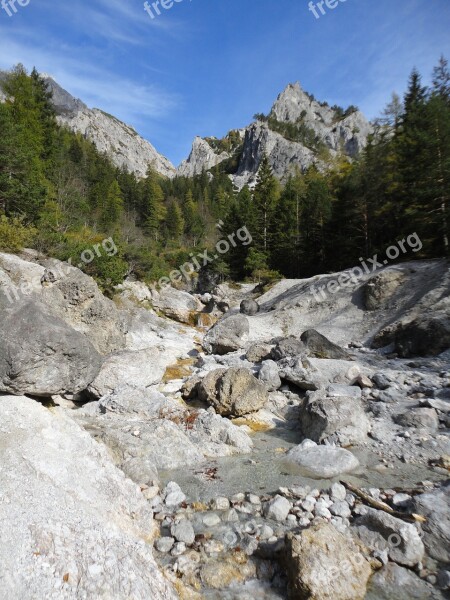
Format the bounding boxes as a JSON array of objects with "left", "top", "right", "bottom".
[{"left": 0, "top": 251, "right": 449, "bottom": 599}]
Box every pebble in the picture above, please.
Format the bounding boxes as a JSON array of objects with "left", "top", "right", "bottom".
[
  {"left": 155, "top": 537, "right": 175, "bottom": 553},
  {"left": 171, "top": 542, "right": 187, "bottom": 556},
  {"left": 259, "top": 524, "right": 274, "bottom": 540},
  {"left": 203, "top": 513, "right": 221, "bottom": 528},
  {"left": 264, "top": 495, "right": 292, "bottom": 522},
  {"left": 222, "top": 508, "right": 239, "bottom": 522},
  {"left": 211, "top": 497, "right": 230, "bottom": 511},
  {"left": 171, "top": 519, "right": 195, "bottom": 545},
  {"left": 330, "top": 482, "right": 347, "bottom": 502},
  {"left": 301, "top": 497, "right": 316, "bottom": 512},
  {"left": 330, "top": 501, "right": 351, "bottom": 519}
]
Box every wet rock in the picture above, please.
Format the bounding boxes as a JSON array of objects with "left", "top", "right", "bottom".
[
  {"left": 240, "top": 298, "right": 260, "bottom": 316},
  {"left": 300, "top": 329, "right": 351, "bottom": 360},
  {"left": 203, "top": 314, "right": 249, "bottom": 355},
  {"left": 258, "top": 360, "right": 282, "bottom": 391},
  {"left": 352, "top": 507, "right": 425, "bottom": 567},
  {"left": 198, "top": 367, "right": 268, "bottom": 417},
  {"left": 299, "top": 391, "right": 370, "bottom": 445},
  {"left": 285, "top": 523, "right": 372, "bottom": 600},
  {"left": 286, "top": 442, "right": 360, "bottom": 478}
]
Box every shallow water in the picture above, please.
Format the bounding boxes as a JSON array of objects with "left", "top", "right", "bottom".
[{"left": 159, "top": 426, "right": 442, "bottom": 502}]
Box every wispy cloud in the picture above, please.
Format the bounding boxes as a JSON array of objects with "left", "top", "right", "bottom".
[{"left": 0, "top": 29, "right": 179, "bottom": 126}]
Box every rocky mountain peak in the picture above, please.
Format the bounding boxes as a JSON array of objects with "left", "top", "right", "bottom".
[
  {"left": 40, "top": 75, "right": 175, "bottom": 179},
  {"left": 270, "top": 81, "right": 314, "bottom": 123}
]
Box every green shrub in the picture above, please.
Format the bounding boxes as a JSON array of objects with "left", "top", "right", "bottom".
[{"left": 0, "top": 215, "right": 36, "bottom": 252}]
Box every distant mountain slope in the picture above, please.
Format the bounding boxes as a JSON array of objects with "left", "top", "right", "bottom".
[
  {"left": 42, "top": 76, "right": 176, "bottom": 179},
  {"left": 178, "top": 82, "right": 373, "bottom": 187}
]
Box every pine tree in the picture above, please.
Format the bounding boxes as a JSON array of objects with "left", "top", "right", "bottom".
[
  {"left": 141, "top": 167, "right": 166, "bottom": 240},
  {"left": 102, "top": 180, "right": 124, "bottom": 229},
  {"left": 165, "top": 200, "right": 185, "bottom": 241},
  {"left": 253, "top": 154, "right": 279, "bottom": 253}
]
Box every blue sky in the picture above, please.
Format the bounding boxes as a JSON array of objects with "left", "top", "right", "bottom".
[{"left": 1, "top": 0, "right": 449, "bottom": 166}]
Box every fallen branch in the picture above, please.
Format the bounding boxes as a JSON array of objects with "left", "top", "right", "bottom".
[{"left": 340, "top": 480, "right": 426, "bottom": 523}]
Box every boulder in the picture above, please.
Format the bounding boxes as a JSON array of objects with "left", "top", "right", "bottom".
[
  {"left": 0, "top": 395, "right": 176, "bottom": 599},
  {"left": 0, "top": 293, "right": 102, "bottom": 396},
  {"left": 299, "top": 391, "right": 371, "bottom": 445},
  {"left": 301, "top": 329, "right": 351, "bottom": 360},
  {"left": 363, "top": 270, "right": 405, "bottom": 311},
  {"left": 151, "top": 287, "right": 202, "bottom": 324},
  {"left": 198, "top": 367, "right": 268, "bottom": 417},
  {"left": 366, "top": 563, "right": 440, "bottom": 600},
  {"left": 203, "top": 314, "right": 249, "bottom": 355},
  {"left": 240, "top": 298, "right": 260, "bottom": 316},
  {"left": 246, "top": 342, "right": 273, "bottom": 363},
  {"left": 395, "top": 408, "right": 439, "bottom": 432},
  {"left": 39, "top": 262, "right": 128, "bottom": 354},
  {"left": 271, "top": 336, "right": 305, "bottom": 360},
  {"left": 412, "top": 484, "right": 450, "bottom": 563},
  {"left": 285, "top": 523, "right": 372, "bottom": 600},
  {"left": 258, "top": 360, "right": 282, "bottom": 391},
  {"left": 87, "top": 347, "right": 166, "bottom": 398},
  {"left": 373, "top": 315, "right": 450, "bottom": 357},
  {"left": 285, "top": 441, "right": 360, "bottom": 478},
  {"left": 352, "top": 507, "right": 425, "bottom": 567}
]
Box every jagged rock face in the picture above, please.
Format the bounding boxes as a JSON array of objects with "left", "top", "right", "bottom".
[
  {"left": 43, "top": 76, "right": 176, "bottom": 179},
  {"left": 270, "top": 82, "right": 371, "bottom": 156},
  {"left": 234, "top": 122, "right": 315, "bottom": 188},
  {"left": 179, "top": 81, "right": 373, "bottom": 188},
  {"left": 177, "top": 136, "right": 232, "bottom": 177}
]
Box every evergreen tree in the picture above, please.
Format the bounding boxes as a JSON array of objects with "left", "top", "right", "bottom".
[
  {"left": 253, "top": 154, "right": 279, "bottom": 253},
  {"left": 165, "top": 200, "right": 185, "bottom": 241},
  {"left": 140, "top": 167, "right": 166, "bottom": 239}
]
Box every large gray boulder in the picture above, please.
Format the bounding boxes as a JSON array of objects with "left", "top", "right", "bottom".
[
  {"left": 301, "top": 329, "right": 351, "bottom": 360},
  {"left": 240, "top": 298, "right": 260, "bottom": 316},
  {"left": 374, "top": 314, "right": 450, "bottom": 357},
  {"left": 0, "top": 292, "right": 102, "bottom": 396},
  {"left": 352, "top": 508, "right": 425, "bottom": 567},
  {"left": 87, "top": 347, "right": 166, "bottom": 398},
  {"left": 366, "top": 563, "right": 443, "bottom": 600},
  {"left": 412, "top": 484, "right": 450, "bottom": 563},
  {"left": 271, "top": 336, "right": 305, "bottom": 360},
  {"left": 285, "top": 441, "right": 360, "bottom": 478},
  {"left": 299, "top": 390, "right": 371, "bottom": 445},
  {"left": 258, "top": 360, "right": 282, "bottom": 391},
  {"left": 363, "top": 270, "right": 405, "bottom": 311},
  {"left": 151, "top": 286, "right": 202, "bottom": 324},
  {"left": 203, "top": 314, "right": 249, "bottom": 355},
  {"left": 285, "top": 523, "right": 372, "bottom": 600},
  {"left": 0, "top": 395, "right": 176, "bottom": 599},
  {"left": 40, "top": 261, "right": 128, "bottom": 354},
  {"left": 198, "top": 367, "right": 268, "bottom": 417}
]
